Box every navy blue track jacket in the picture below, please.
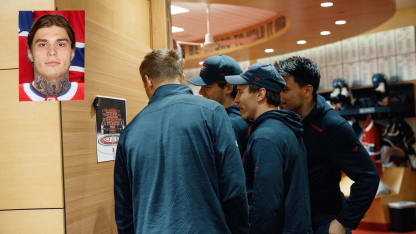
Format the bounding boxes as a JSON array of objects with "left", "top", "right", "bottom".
[
  {"left": 114, "top": 84, "right": 249, "bottom": 234},
  {"left": 226, "top": 105, "right": 249, "bottom": 156},
  {"left": 244, "top": 110, "right": 312, "bottom": 234},
  {"left": 303, "top": 95, "right": 380, "bottom": 229}
]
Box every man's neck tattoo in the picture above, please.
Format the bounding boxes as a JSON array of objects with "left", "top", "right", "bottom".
[{"left": 32, "top": 75, "right": 69, "bottom": 96}]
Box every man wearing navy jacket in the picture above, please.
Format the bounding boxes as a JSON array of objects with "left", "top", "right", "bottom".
[
  {"left": 188, "top": 55, "right": 249, "bottom": 156},
  {"left": 114, "top": 49, "right": 249, "bottom": 234},
  {"left": 275, "top": 57, "right": 380, "bottom": 234},
  {"left": 226, "top": 64, "right": 312, "bottom": 234}
]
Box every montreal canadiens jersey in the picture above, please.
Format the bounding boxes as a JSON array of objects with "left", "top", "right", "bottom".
[
  {"left": 360, "top": 115, "right": 382, "bottom": 175},
  {"left": 19, "top": 82, "right": 84, "bottom": 101}
]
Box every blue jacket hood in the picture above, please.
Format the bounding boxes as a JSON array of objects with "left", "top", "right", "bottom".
[
  {"left": 253, "top": 109, "right": 303, "bottom": 137},
  {"left": 226, "top": 105, "right": 241, "bottom": 115},
  {"left": 303, "top": 95, "right": 332, "bottom": 124}
]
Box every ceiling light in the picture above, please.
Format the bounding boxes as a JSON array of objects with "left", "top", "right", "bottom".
[
  {"left": 297, "top": 40, "right": 307, "bottom": 45},
  {"left": 264, "top": 48, "right": 274, "bottom": 53},
  {"left": 171, "top": 5, "right": 189, "bottom": 15},
  {"left": 320, "top": 31, "right": 331, "bottom": 35},
  {"left": 335, "top": 20, "right": 347, "bottom": 25},
  {"left": 199, "top": 61, "right": 204, "bottom": 65},
  {"left": 320, "top": 2, "right": 333, "bottom": 7},
  {"left": 172, "top": 26, "right": 184, "bottom": 33}
]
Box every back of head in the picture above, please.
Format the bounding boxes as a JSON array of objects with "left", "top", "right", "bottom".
[
  {"left": 139, "top": 49, "right": 183, "bottom": 82},
  {"left": 274, "top": 56, "right": 320, "bottom": 95},
  {"left": 28, "top": 14, "right": 76, "bottom": 51}
]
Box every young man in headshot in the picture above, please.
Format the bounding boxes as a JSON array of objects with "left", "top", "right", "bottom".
[
  {"left": 114, "top": 49, "right": 249, "bottom": 234},
  {"left": 188, "top": 55, "right": 249, "bottom": 156},
  {"left": 225, "top": 64, "right": 312, "bottom": 234},
  {"left": 19, "top": 14, "right": 84, "bottom": 101},
  {"left": 275, "top": 57, "right": 380, "bottom": 234}
]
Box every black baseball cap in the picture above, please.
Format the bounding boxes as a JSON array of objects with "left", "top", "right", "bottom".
[
  {"left": 188, "top": 55, "right": 242, "bottom": 86},
  {"left": 225, "top": 63, "right": 286, "bottom": 93}
]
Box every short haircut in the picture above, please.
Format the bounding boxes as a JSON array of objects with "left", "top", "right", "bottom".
[
  {"left": 248, "top": 84, "right": 281, "bottom": 106},
  {"left": 274, "top": 56, "right": 320, "bottom": 95},
  {"left": 217, "top": 81, "right": 238, "bottom": 99},
  {"left": 139, "top": 49, "right": 183, "bottom": 82},
  {"left": 28, "top": 14, "right": 76, "bottom": 51}
]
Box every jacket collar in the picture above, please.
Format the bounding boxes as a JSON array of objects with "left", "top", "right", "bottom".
[
  {"left": 226, "top": 105, "right": 240, "bottom": 114},
  {"left": 302, "top": 94, "right": 331, "bottom": 124},
  {"left": 148, "top": 84, "right": 193, "bottom": 104}
]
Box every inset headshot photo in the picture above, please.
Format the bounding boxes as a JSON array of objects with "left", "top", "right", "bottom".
[{"left": 18, "top": 11, "right": 85, "bottom": 101}]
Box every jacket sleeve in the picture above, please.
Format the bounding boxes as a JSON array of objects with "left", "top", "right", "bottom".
[
  {"left": 248, "top": 138, "right": 284, "bottom": 234},
  {"left": 213, "top": 106, "right": 249, "bottom": 234},
  {"left": 114, "top": 137, "right": 134, "bottom": 234},
  {"left": 327, "top": 121, "right": 380, "bottom": 229}
]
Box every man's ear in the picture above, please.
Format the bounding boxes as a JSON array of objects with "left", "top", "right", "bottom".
[
  {"left": 303, "top": 84, "right": 314, "bottom": 97},
  {"left": 143, "top": 74, "right": 153, "bottom": 88},
  {"left": 27, "top": 49, "right": 33, "bottom": 63},
  {"left": 256, "top": 88, "right": 267, "bottom": 102},
  {"left": 224, "top": 83, "right": 233, "bottom": 95}
]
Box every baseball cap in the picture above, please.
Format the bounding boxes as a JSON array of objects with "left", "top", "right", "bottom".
[
  {"left": 225, "top": 63, "right": 285, "bottom": 93},
  {"left": 188, "top": 55, "right": 242, "bottom": 86}
]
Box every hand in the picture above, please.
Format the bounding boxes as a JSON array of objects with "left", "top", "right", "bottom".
[{"left": 329, "top": 219, "right": 346, "bottom": 234}]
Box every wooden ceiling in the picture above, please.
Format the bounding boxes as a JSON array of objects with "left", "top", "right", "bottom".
[
  {"left": 171, "top": 0, "right": 397, "bottom": 68},
  {"left": 172, "top": 3, "right": 277, "bottom": 41}
]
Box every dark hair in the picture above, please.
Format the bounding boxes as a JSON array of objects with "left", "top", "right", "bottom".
[
  {"left": 274, "top": 56, "right": 320, "bottom": 95},
  {"left": 217, "top": 80, "right": 238, "bottom": 98},
  {"left": 28, "top": 14, "right": 76, "bottom": 51},
  {"left": 139, "top": 49, "right": 183, "bottom": 82},
  {"left": 248, "top": 84, "right": 281, "bottom": 106}
]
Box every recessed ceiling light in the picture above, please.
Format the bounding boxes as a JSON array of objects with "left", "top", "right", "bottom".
[
  {"left": 320, "top": 2, "right": 333, "bottom": 7},
  {"left": 172, "top": 26, "right": 184, "bottom": 33},
  {"left": 335, "top": 20, "right": 347, "bottom": 25},
  {"left": 171, "top": 5, "right": 189, "bottom": 15},
  {"left": 320, "top": 31, "right": 331, "bottom": 35},
  {"left": 265, "top": 48, "right": 274, "bottom": 53},
  {"left": 297, "top": 40, "right": 307, "bottom": 45},
  {"left": 199, "top": 61, "right": 204, "bottom": 65}
]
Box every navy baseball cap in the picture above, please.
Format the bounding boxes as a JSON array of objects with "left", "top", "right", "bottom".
[
  {"left": 188, "top": 55, "right": 242, "bottom": 86},
  {"left": 225, "top": 63, "right": 285, "bottom": 93}
]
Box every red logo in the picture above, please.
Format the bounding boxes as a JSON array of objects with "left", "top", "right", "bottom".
[
  {"left": 309, "top": 123, "right": 323, "bottom": 133},
  {"left": 254, "top": 77, "right": 260, "bottom": 82},
  {"left": 98, "top": 134, "right": 120, "bottom": 145},
  {"left": 219, "top": 73, "right": 225, "bottom": 76}
]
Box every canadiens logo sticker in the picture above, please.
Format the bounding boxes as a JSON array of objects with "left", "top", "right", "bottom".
[{"left": 98, "top": 134, "right": 120, "bottom": 146}]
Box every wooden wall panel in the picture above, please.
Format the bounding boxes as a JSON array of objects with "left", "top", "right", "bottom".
[
  {"left": 0, "top": 209, "right": 65, "bottom": 234},
  {"left": 151, "top": 0, "right": 171, "bottom": 49},
  {"left": 55, "top": 0, "right": 170, "bottom": 232},
  {"left": 61, "top": 21, "right": 149, "bottom": 234},
  {"left": 0, "top": 70, "right": 63, "bottom": 210},
  {"left": 0, "top": 0, "right": 55, "bottom": 69},
  {"left": 56, "top": 0, "right": 150, "bottom": 46}
]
